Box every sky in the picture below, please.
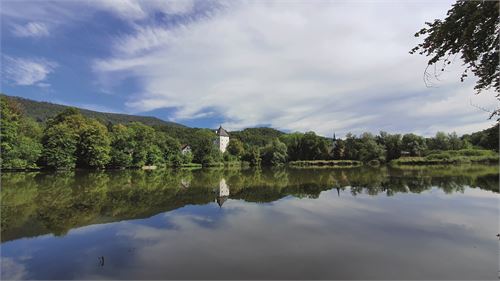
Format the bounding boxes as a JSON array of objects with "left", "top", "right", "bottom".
[{"left": 1, "top": 0, "right": 498, "bottom": 137}]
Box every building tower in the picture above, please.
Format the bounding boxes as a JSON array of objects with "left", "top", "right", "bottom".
[
  {"left": 332, "top": 132, "right": 337, "bottom": 149},
  {"left": 215, "top": 125, "right": 230, "bottom": 152}
]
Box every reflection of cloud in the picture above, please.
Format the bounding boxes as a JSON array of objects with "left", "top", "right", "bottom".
[
  {"left": 105, "top": 187, "right": 498, "bottom": 279},
  {"left": 68, "top": 222, "right": 114, "bottom": 235},
  {"left": 117, "top": 212, "right": 222, "bottom": 240},
  {"left": 2, "top": 183, "right": 498, "bottom": 279},
  {"left": 1, "top": 258, "right": 28, "bottom": 280},
  {"left": 422, "top": 188, "right": 499, "bottom": 240},
  {"left": 462, "top": 187, "right": 500, "bottom": 199}
]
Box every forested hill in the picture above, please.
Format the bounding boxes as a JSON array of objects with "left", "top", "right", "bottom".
[
  {"left": 1, "top": 94, "right": 185, "bottom": 128},
  {"left": 2, "top": 94, "right": 287, "bottom": 146},
  {"left": 230, "top": 128, "right": 285, "bottom": 147}
]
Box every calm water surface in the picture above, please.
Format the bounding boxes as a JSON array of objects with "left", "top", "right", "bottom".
[{"left": 1, "top": 165, "right": 498, "bottom": 279}]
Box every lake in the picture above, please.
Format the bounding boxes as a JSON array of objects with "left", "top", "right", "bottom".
[{"left": 1, "top": 165, "right": 498, "bottom": 279}]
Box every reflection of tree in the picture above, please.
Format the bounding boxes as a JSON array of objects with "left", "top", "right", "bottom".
[{"left": 1, "top": 164, "right": 498, "bottom": 242}]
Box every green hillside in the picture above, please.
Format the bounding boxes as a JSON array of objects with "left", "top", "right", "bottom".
[
  {"left": 1, "top": 94, "right": 185, "bottom": 128},
  {"left": 1, "top": 94, "right": 286, "bottom": 147},
  {"left": 230, "top": 127, "right": 285, "bottom": 146}
]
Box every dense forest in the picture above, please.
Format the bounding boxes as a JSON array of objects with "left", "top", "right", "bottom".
[{"left": 0, "top": 95, "right": 498, "bottom": 170}]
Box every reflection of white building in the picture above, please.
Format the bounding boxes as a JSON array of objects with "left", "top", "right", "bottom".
[
  {"left": 215, "top": 178, "right": 230, "bottom": 207},
  {"left": 218, "top": 179, "right": 229, "bottom": 196},
  {"left": 215, "top": 126, "right": 230, "bottom": 153},
  {"left": 180, "top": 178, "right": 191, "bottom": 189}
]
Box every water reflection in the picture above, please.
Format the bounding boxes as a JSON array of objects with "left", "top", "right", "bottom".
[
  {"left": 1, "top": 165, "right": 498, "bottom": 279},
  {"left": 215, "top": 178, "right": 230, "bottom": 207},
  {"left": 1, "top": 165, "right": 498, "bottom": 242}
]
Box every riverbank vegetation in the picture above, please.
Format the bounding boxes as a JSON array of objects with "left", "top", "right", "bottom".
[
  {"left": 288, "top": 160, "right": 362, "bottom": 168},
  {"left": 1, "top": 95, "right": 498, "bottom": 170},
  {"left": 391, "top": 149, "right": 498, "bottom": 165}
]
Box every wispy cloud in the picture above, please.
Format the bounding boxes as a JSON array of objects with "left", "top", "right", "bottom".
[
  {"left": 1, "top": 0, "right": 496, "bottom": 135},
  {"left": 1, "top": 0, "right": 196, "bottom": 39},
  {"left": 12, "top": 22, "right": 50, "bottom": 37},
  {"left": 2, "top": 56, "right": 57, "bottom": 87},
  {"left": 94, "top": 1, "right": 498, "bottom": 136},
  {"left": 90, "top": 0, "right": 196, "bottom": 20}
]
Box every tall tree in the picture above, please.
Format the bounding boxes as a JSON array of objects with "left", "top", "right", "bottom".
[
  {"left": 411, "top": 0, "right": 499, "bottom": 118},
  {"left": 280, "top": 133, "right": 303, "bottom": 161},
  {"left": 42, "top": 122, "right": 80, "bottom": 169},
  {"left": 41, "top": 109, "right": 85, "bottom": 169},
  {"left": 155, "top": 132, "right": 181, "bottom": 164},
  {"left": 261, "top": 138, "right": 288, "bottom": 166},
  {"left": 344, "top": 133, "right": 359, "bottom": 160},
  {"left": 128, "top": 122, "right": 157, "bottom": 167},
  {"left": 377, "top": 131, "right": 402, "bottom": 161},
  {"left": 448, "top": 132, "right": 464, "bottom": 150},
  {"left": 462, "top": 123, "right": 499, "bottom": 151},
  {"left": 190, "top": 129, "right": 221, "bottom": 164},
  {"left": 428, "top": 132, "right": 451, "bottom": 151},
  {"left": 109, "top": 124, "right": 134, "bottom": 168},
  {"left": 332, "top": 139, "right": 345, "bottom": 160},
  {"left": 358, "top": 133, "right": 386, "bottom": 163},
  {"left": 227, "top": 138, "right": 245, "bottom": 157},
  {"left": 77, "top": 119, "right": 111, "bottom": 169},
  {"left": 402, "top": 133, "right": 427, "bottom": 156},
  {"left": 0, "top": 97, "right": 42, "bottom": 169}
]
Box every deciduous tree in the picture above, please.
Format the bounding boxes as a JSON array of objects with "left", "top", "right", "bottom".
[{"left": 411, "top": 0, "right": 499, "bottom": 117}]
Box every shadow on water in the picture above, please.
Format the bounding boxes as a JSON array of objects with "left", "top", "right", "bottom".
[{"left": 1, "top": 164, "right": 497, "bottom": 242}]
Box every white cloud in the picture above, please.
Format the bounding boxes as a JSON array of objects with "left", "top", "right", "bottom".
[
  {"left": 93, "top": 0, "right": 497, "bottom": 136},
  {"left": 1, "top": 0, "right": 196, "bottom": 40},
  {"left": 0, "top": 258, "right": 28, "bottom": 280},
  {"left": 1, "top": 0, "right": 495, "bottom": 136},
  {"left": 11, "top": 22, "right": 50, "bottom": 37},
  {"left": 90, "top": 0, "right": 196, "bottom": 21},
  {"left": 2, "top": 56, "right": 57, "bottom": 86},
  {"left": 90, "top": 0, "right": 146, "bottom": 20}
]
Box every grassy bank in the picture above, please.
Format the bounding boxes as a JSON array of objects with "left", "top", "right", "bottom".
[
  {"left": 391, "top": 149, "right": 499, "bottom": 166},
  {"left": 179, "top": 163, "right": 203, "bottom": 169},
  {"left": 202, "top": 161, "right": 248, "bottom": 168},
  {"left": 288, "top": 160, "right": 362, "bottom": 168}
]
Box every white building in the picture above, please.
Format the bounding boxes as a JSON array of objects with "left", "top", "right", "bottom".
[
  {"left": 215, "top": 125, "right": 230, "bottom": 152},
  {"left": 180, "top": 144, "right": 191, "bottom": 155}
]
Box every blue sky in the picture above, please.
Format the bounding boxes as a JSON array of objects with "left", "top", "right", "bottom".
[{"left": 1, "top": 0, "right": 497, "bottom": 137}]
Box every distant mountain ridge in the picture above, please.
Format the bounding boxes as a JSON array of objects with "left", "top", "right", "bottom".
[{"left": 1, "top": 94, "right": 186, "bottom": 128}]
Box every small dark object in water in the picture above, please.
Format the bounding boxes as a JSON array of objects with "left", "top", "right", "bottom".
[
  {"left": 496, "top": 233, "right": 500, "bottom": 240},
  {"left": 98, "top": 256, "right": 105, "bottom": 266}
]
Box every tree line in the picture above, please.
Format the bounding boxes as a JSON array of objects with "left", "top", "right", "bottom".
[
  {"left": 1, "top": 98, "right": 193, "bottom": 170},
  {"left": 1, "top": 96, "right": 498, "bottom": 170},
  {"left": 230, "top": 128, "right": 497, "bottom": 166}
]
